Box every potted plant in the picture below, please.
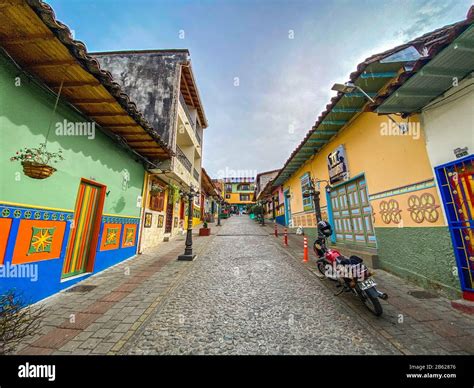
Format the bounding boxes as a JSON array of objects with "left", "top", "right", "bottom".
[
  {"left": 199, "top": 221, "right": 211, "bottom": 236},
  {"left": 10, "top": 144, "right": 63, "bottom": 179},
  {"left": 168, "top": 183, "right": 181, "bottom": 204},
  {"left": 150, "top": 181, "right": 164, "bottom": 196}
]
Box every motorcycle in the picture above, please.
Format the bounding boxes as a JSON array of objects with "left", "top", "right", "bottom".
[{"left": 313, "top": 220, "right": 388, "bottom": 316}]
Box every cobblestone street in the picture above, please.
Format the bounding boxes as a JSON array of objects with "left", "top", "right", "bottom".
[
  {"left": 125, "top": 217, "right": 396, "bottom": 355},
  {"left": 14, "top": 216, "right": 474, "bottom": 356}
]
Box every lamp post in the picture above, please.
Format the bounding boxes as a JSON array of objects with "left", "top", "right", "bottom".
[
  {"left": 216, "top": 198, "right": 222, "bottom": 226},
  {"left": 272, "top": 196, "right": 276, "bottom": 221},
  {"left": 178, "top": 185, "right": 199, "bottom": 261},
  {"left": 303, "top": 178, "right": 331, "bottom": 224},
  {"left": 260, "top": 199, "right": 266, "bottom": 226}
]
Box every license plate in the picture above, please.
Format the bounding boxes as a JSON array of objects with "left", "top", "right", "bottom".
[{"left": 359, "top": 278, "right": 376, "bottom": 290}]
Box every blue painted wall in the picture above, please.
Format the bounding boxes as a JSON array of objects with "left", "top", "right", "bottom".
[
  {"left": 275, "top": 215, "right": 286, "bottom": 226},
  {"left": 0, "top": 203, "right": 140, "bottom": 305}
]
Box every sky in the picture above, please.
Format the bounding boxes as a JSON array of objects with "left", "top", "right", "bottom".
[{"left": 48, "top": 0, "right": 472, "bottom": 178}]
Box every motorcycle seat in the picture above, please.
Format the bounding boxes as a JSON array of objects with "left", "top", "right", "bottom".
[{"left": 337, "top": 255, "right": 363, "bottom": 266}]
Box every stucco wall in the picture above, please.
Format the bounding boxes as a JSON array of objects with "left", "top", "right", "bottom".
[
  {"left": 0, "top": 54, "right": 144, "bottom": 304},
  {"left": 0, "top": 54, "right": 144, "bottom": 217},
  {"left": 94, "top": 51, "right": 187, "bottom": 148},
  {"left": 376, "top": 227, "right": 459, "bottom": 298},
  {"left": 283, "top": 111, "right": 436, "bottom": 217},
  {"left": 139, "top": 176, "right": 169, "bottom": 252},
  {"left": 422, "top": 76, "right": 474, "bottom": 168},
  {"left": 279, "top": 110, "right": 457, "bottom": 295}
]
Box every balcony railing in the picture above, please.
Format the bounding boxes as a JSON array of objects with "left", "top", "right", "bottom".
[
  {"left": 180, "top": 92, "right": 202, "bottom": 146},
  {"left": 179, "top": 92, "right": 195, "bottom": 130},
  {"left": 195, "top": 128, "right": 202, "bottom": 146},
  {"left": 193, "top": 168, "right": 200, "bottom": 182},
  {"left": 176, "top": 145, "right": 192, "bottom": 172}
]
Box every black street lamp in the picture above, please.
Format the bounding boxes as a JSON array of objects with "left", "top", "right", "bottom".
[
  {"left": 178, "top": 185, "right": 199, "bottom": 261},
  {"left": 272, "top": 196, "right": 276, "bottom": 220},
  {"left": 216, "top": 198, "right": 222, "bottom": 226},
  {"left": 303, "top": 178, "right": 331, "bottom": 223},
  {"left": 260, "top": 199, "right": 267, "bottom": 226}
]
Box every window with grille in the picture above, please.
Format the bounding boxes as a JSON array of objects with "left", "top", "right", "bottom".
[{"left": 301, "top": 172, "right": 313, "bottom": 211}]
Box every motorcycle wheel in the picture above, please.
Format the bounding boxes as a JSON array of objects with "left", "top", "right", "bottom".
[
  {"left": 357, "top": 286, "right": 383, "bottom": 316},
  {"left": 315, "top": 260, "right": 327, "bottom": 279}
]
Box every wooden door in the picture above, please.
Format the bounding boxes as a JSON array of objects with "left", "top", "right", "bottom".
[
  {"left": 62, "top": 179, "right": 106, "bottom": 278},
  {"left": 435, "top": 155, "right": 474, "bottom": 295},
  {"left": 330, "top": 176, "right": 376, "bottom": 247},
  {"left": 165, "top": 203, "right": 174, "bottom": 233}
]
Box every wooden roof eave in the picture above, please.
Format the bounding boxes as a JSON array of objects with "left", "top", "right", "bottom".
[
  {"left": 180, "top": 63, "right": 208, "bottom": 129},
  {"left": 0, "top": 0, "right": 171, "bottom": 162}
]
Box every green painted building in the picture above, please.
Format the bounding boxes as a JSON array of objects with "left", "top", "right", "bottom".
[{"left": 0, "top": 2, "right": 170, "bottom": 304}]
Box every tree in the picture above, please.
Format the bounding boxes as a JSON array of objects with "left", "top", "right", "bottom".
[{"left": 0, "top": 291, "right": 46, "bottom": 354}]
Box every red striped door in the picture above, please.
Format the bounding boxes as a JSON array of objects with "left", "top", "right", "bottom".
[{"left": 62, "top": 179, "right": 106, "bottom": 278}]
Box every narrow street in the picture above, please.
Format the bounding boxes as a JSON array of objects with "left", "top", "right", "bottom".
[
  {"left": 125, "top": 216, "right": 394, "bottom": 355},
  {"left": 2, "top": 3, "right": 474, "bottom": 385},
  {"left": 14, "top": 216, "right": 473, "bottom": 356}
]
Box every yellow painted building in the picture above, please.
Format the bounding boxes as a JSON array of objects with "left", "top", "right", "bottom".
[
  {"left": 283, "top": 113, "right": 443, "bottom": 228},
  {"left": 279, "top": 112, "right": 457, "bottom": 296},
  {"left": 223, "top": 177, "right": 255, "bottom": 212},
  {"left": 272, "top": 17, "right": 474, "bottom": 298}
]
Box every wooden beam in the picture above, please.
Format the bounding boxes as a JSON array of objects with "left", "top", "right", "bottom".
[
  {"left": 50, "top": 80, "right": 101, "bottom": 88},
  {"left": 69, "top": 98, "right": 116, "bottom": 104},
  {"left": 110, "top": 131, "right": 145, "bottom": 136},
  {"left": 133, "top": 147, "right": 160, "bottom": 151},
  {"left": 23, "top": 59, "right": 77, "bottom": 69},
  {"left": 125, "top": 139, "right": 155, "bottom": 144},
  {"left": 102, "top": 123, "right": 140, "bottom": 128},
  {"left": 181, "top": 70, "right": 194, "bottom": 109},
  {"left": 90, "top": 112, "right": 129, "bottom": 117},
  {"left": 0, "top": 2, "right": 21, "bottom": 9},
  {"left": 1, "top": 34, "right": 55, "bottom": 45}
]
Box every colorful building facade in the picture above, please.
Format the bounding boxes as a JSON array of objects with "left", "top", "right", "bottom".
[
  {"left": 0, "top": 2, "right": 170, "bottom": 304},
  {"left": 255, "top": 170, "right": 283, "bottom": 222},
  {"left": 200, "top": 168, "right": 221, "bottom": 224},
  {"left": 94, "top": 49, "right": 208, "bottom": 249},
  {"left": 272, "top": 11, "right": 473, "bottom": 298},
  {"left": 223, "top": 177, "right": 255, "bottom": 213},
  {"left": 373, "top": 19, "right": 474, "bottom": 300}
]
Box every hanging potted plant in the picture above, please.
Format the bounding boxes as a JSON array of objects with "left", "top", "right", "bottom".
[
  {"left": 150, "top": 181, "right": 164, "bottom": 196},
  {"left": 10, "top": 144, "right": 64, "bottom": 179},
  {"left": 11, "top": 74, "right": 68, "bottom": 180}
]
